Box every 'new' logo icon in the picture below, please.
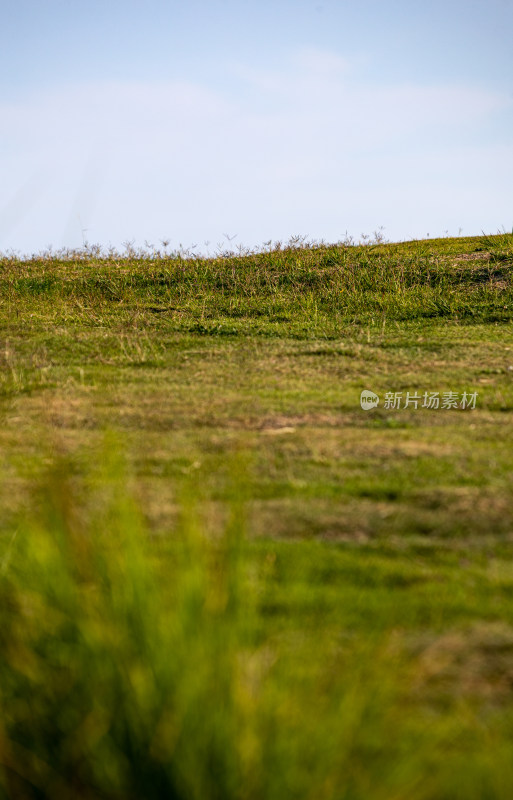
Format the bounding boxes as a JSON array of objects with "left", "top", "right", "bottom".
[{"left": 360, "top": 390, "right": 379, "bottom": 410}]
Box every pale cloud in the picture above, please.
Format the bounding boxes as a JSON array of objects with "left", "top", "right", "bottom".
[
  {"left": 293, "top": 46, "right": 354, "bottom": 76},
  {"left": 0, "top": 50, "right": 511, "bottom": 253}
]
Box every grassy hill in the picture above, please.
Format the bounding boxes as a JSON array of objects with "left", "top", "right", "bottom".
[{"left": 1, "top": 232, "right": 513, "bottom": 798}]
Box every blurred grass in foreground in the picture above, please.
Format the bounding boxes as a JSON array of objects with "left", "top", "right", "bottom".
[{"left": 2, "top": 444, "right": 513, "bottom": 799}]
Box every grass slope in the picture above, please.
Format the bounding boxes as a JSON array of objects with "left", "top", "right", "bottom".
[{"left": 0, "top": 232, "right": 513, "bottom": 798}]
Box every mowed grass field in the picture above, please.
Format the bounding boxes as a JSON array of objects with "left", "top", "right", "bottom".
[{"left": 1, "top": 232, "right": 513, "bottom": 798}]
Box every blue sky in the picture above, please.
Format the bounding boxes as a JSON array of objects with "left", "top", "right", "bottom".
[{"left": 1, "top": 0, "right": 512, "bottom": 254}]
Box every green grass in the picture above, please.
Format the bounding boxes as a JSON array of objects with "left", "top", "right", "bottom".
[{"left": 1, "top": 232, "right": 513, "bottom": 798}]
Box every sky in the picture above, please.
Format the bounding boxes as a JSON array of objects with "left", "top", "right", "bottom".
[{"left": 1, "top": 0, "right": 512, "bottom": 255}]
